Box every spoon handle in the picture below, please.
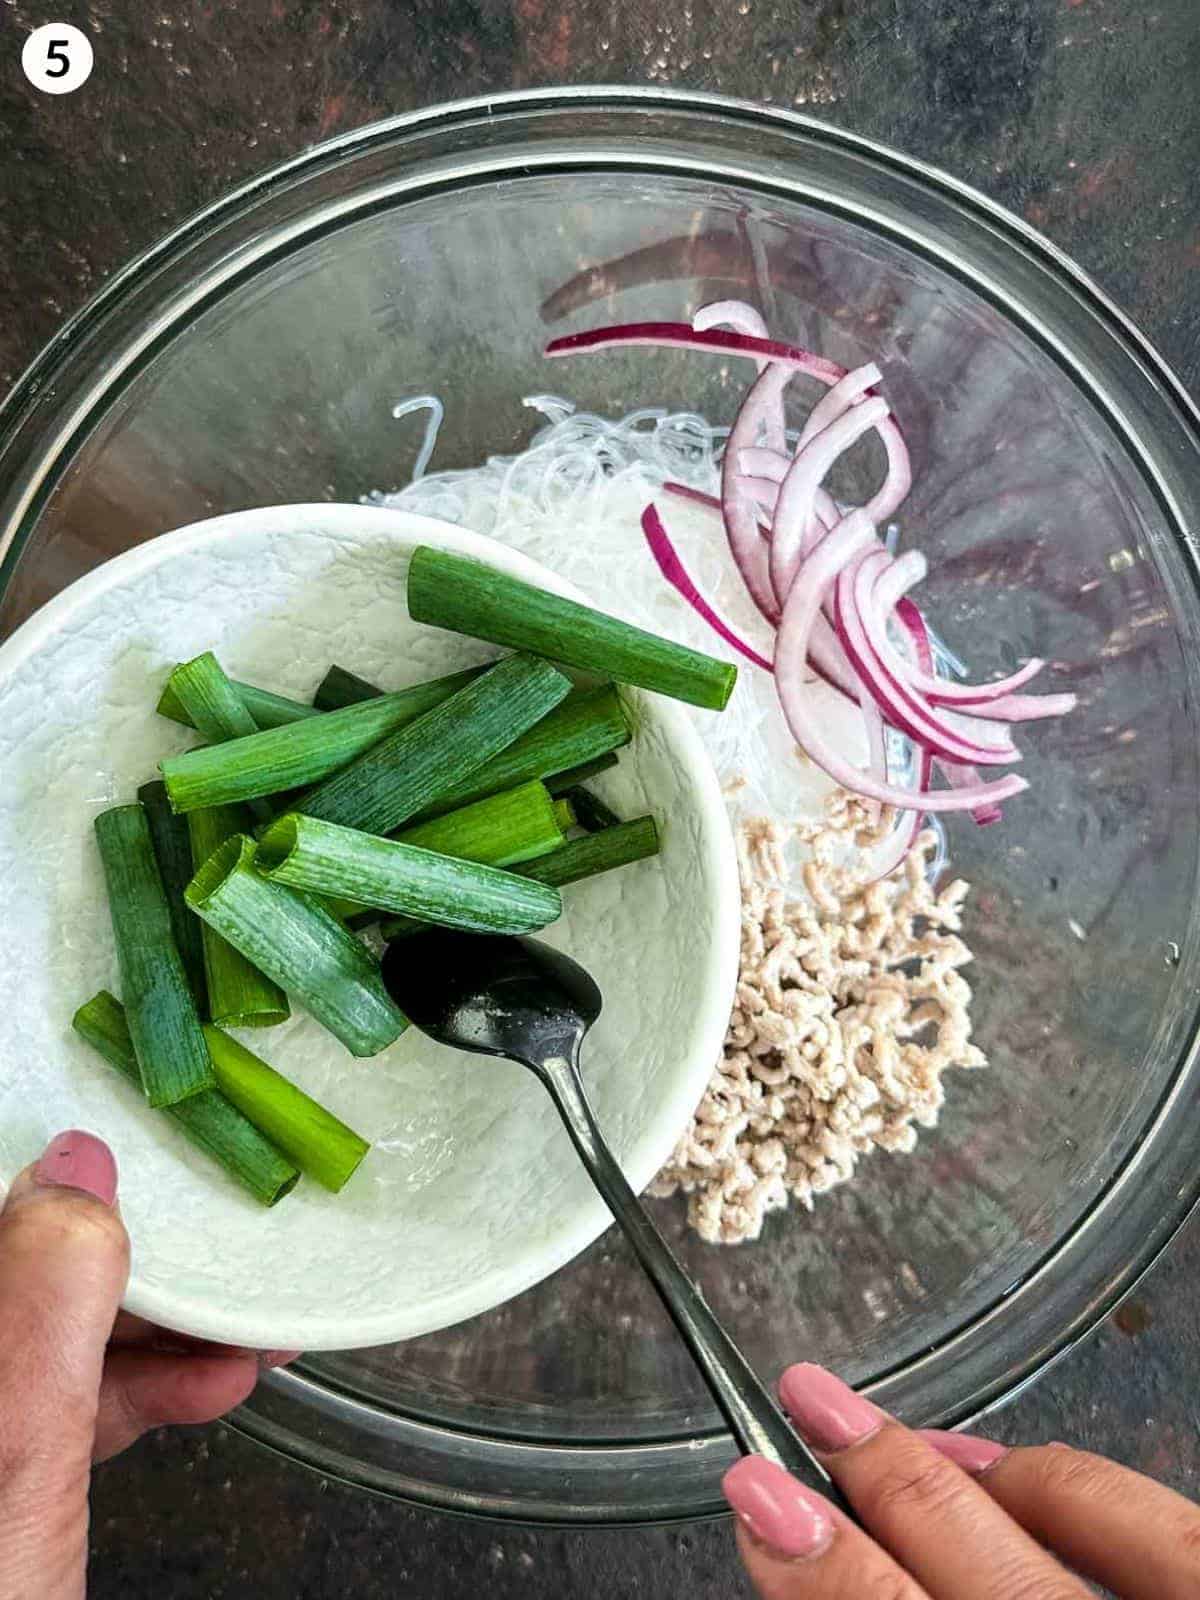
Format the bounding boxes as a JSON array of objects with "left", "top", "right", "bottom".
[{"left": 537, "top": 1052, "right": 857, "bottom": 1521}]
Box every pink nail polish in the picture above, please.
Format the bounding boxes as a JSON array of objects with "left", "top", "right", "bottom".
[
  {"left": 778, "top": 1364, "right": 887, "bottom": 1453},
  {"left": 258, "top": 1350, "right": 302, "bottom": 1369},
  {"left": 723, "top": 1456, "right": 833, "bottom": 1559},
  {"left": 919, "top": 1429, "right": 1008, "bottom": 1476},
  {"left": 36, "top": 1130, "right": 118, "bottom": 1206}
]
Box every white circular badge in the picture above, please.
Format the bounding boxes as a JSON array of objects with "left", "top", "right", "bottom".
[{"left": 21, "top": 23, "right": 94, "bottom": 95}]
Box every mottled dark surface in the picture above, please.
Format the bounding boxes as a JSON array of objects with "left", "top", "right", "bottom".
[{"left": 2, "top": 0, "right": 1199, "bottom": 1594}]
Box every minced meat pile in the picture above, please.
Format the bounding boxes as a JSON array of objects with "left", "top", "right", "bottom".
[{"left": 650, "top": 794, "right": 985, "bottom": 1243}]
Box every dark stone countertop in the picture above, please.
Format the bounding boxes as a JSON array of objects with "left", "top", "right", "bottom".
[{"left": 2, "top": 1, "right": 1199, "bottom": 1594}]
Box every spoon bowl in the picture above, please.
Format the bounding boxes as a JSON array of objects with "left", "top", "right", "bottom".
[{"left": 384, "top": 928, "right": 601, "bottom": 1067}]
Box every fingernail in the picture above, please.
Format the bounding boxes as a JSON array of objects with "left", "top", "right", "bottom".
[
  {"left": 918, "top": 1429, "right": 1008, "bottom": 1475},
  {"left": 258, "top": 1350, "right": 301, "bottom": 1369},
  {"left": 779, "top": 1364, "right": 886, "bottom": 1453},
  {"left": 35, "top": 1130, "right": 118, "bottom": 1206},
  {"left": 723, "top": 1456, "right": 833, "bottom": 1559}
]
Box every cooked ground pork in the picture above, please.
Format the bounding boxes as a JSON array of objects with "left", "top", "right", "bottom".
[{"left": 650, "top": 795, "right": 985, "bottom": 1243}]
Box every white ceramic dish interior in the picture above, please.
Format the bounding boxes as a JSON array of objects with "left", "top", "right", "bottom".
[{"left": 0, "top": 504, "right": 739, "bottom": 1350}]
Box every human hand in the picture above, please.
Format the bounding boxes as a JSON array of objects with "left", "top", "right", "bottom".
[
  {"left": 726, "top": 1362, "right": 1200, "bottom": 1599},
  {"left": 0, "top": 1130, "right": 294, "bottom": 1600}
]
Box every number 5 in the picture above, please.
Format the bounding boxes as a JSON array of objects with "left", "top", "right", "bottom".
[{"left": 45, "top": 37, "right": 71, "bottom": 77}]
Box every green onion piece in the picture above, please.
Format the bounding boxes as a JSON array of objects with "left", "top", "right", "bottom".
[
  {"left": 137, "top": 780, "right": 207, "bottom": 1013},
  {"left": 158, "top": 676, "right": 318, "bottom": 731},
  {"left": 518, "top": 816, "right": 660, "bottom": 887},
  {"left": 313, "top": 665, "right": 384, "bottom": 710},
  {"left": 186, "top": 836, "right": 407, "bottom": 1057},
  {"left": 407, "top": 545, "right": 738, "bottom": 711},
  {"left": 161, "top": 668, "right": 482, "bottom": 814},
  {"left": 552, "top": 797, "right": 576, "bottom": 833},
  {"left": 396, "top": 780, "right": 566, "bottom": 866},
  {"left": 295, "top": 654, "right": 572, "bottom": 837},
  {"left": 257, "top": 814, "right": 563, "bottom": 935},
  {"left": 544, "top": 752, "right": 621, "bottom": 795},
  {"left": 564, "top": 785, "right": 622, "bottom": 832},
  {"left": 412, "top": 686, "right": 631, "bottom": 822},
  {"left": 94, "top": 806, "right": 215, "bottom": 1107},
  {"left": 72, "top": 992, "right": 299, "bottom": 1206},
  {"left": 165, "top": 652, "right": 276, "bottom": 823},
  {"left": 188, "top": 805, "right": 290, "bottom": 1028},
  {"left": 378, "top": 815, "right": 661, "bottom": 941},
  {"left": 202, "top": 1025, "right": 369, "bottom": 1193},
  {"left": 347, "top": 781, "right": 570, "bottom": 937},
  {"left": 164, "top": 652, "right": 259, "bottom": 742}
]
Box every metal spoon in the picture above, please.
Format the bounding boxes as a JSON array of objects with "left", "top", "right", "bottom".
[{"left": 381, "top": 927, "right": 853, "bottom": 1515}]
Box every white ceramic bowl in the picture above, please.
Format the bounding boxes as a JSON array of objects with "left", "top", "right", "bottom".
[{"left": 0, "top": 504, "right": 739, "bottom": 1350}]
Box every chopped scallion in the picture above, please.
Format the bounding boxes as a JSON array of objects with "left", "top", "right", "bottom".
[
  {"left": 407, "top": 545, "right": 737, "bottom": 710},
  {"left": 188, "top": 804, "right": 290, "bottom": 1029},
  {"left": 161, "top": 668, "right": 482, "bottom": 814},
  {"left": 294, "top": 654, "right": 571, "bottom": 837},
  {"left": 94, "top": 805, "right": 215, "bottom": 1107},
  {"left": 158, "top": 676, "right": 318, "bottom": 731},
  {"left": 257, "top": 813, "right": 562, "bottom": 935},
  {"left": 72, "top": 991, "right": 299, "bottom": 1206},
  {"left": 313, "top": 664, "right": 384, "bottom": 711},
  {"left": 137, "top": 780, "right": 207, "bottom": 1014},
  {"left": 186, "top": 836, "right": 407, "bottom": 1057},
  {"left": 203, "top": 1025, "right": 370, "bottom": 1193},
  {"left": 411, "top": 686, "right": 631, "bottom": 821}
]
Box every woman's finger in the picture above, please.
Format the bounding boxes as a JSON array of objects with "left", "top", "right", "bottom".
[
  {"left": 93, "top": 1348, "right": 260, "bottom": 1461},
  {"left": 0, "top": 1130, "right": 129, "bottom": 1600},
  {"left": 779, "top": 1365, "right": 1091, "bottom": 1600},
  {"left": 922, "top": 1429, "right": 1200, "bottom": 1600},
  {"left": 725, "top": 1455, "right": 931, "bottom": 1600}
]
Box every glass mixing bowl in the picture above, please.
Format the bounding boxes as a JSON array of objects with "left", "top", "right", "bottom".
[{"left": 3, "top": 89, "right": 1199, "bottom": 1525}]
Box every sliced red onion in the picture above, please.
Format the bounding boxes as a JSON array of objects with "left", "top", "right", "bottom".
[
  {"left": 693, "top": 300, "right": 771, "bottom": 342},
  {"left": 865, "top": 414, "right": 912, "bottom": 523},
  {"left": 738, "top": 446, "right": 789, "bottom": 483},
  {"left": 936, "top": 758, "right": 1004, "bottom": 825},
  {"left": 663, "top": 480, "right": 722, "bottom": 514},
  {"left": 656, "top": 485, "right": 861, "bottom": 701},
  {"left": 873, "top": 576, "right": 1074, "bottom": 718},
  {"left": 894, "top": 611, "right": 1005, "bottom": 823},
  {"left": 547, "top": 320, "right": 911, "bottom": 528},
  {"left": 640, "top": 504, "right": 773, "bottom": 672},
  {"left": 770, "top": 397, "right": 892, "bottom": 603},
  {"left": 740, "top": 476, "right": 782, "bottom": 512},
  {"left": 970, "top": 690, "right": 1078, "bottom": 722},
  {"left": 559, "top": 315, "right": 1071, "bottom": 838},
  {"left": 721, "top": 365, "right": 794, "bottom": 623},
  {"left": 873, "top": 551, "right": 927, "bottom": 613},
  {"left": 858, "top": 681, "right": 889, "bottom": 826},
  {"left": 797, "top": 362, "right": 883, "bottom": 446},
  {"left": 896, "top": 611, "right": 1002, "bottom": 826},
  {"left": 791, "top": 361, "right": 910, "bottom": 527},
  {"left": 664, "top": 477, "right": 778, "bottom": 517},
  {"left": 838, "top": 552, "right": 1019, "bottom": 764},
  {"left": 892, "top": 595, "right": 934, "bottom": 676},
  {"left": 545, "top": 322, "right": 846, "bottom": 384},
  {"left": 739, "top": 447, "right": 839, "bottom": 532},
  {"left": 867, "top": 755, "right": 933, "bottom": 879},
  {"left": 693, "top": 301, "right": 786, "bottom": 453},
  {"left": 864, "top": 603, "right": 928, "bottom": 875},
  {"left": 775, "top": 514, "right": 1028, "bottom": 812}
]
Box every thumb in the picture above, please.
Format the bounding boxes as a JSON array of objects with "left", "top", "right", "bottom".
[{"left": 0, "top": 1130, "right": 129, "bottom": 1600}]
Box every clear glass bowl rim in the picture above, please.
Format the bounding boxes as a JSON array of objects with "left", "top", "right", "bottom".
[{"left": 4, "top": 86, "right": 1200, "bottom": 1525}]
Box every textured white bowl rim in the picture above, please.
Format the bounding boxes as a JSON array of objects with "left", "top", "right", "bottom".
[{"left": 0, "top": 504, "right": 740, "bottom": 1348}]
